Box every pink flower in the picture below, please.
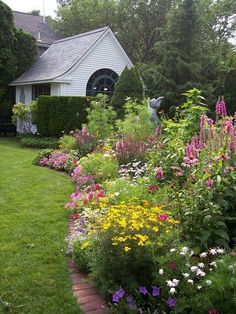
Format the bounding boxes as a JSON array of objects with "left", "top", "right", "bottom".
[
  {"left": 87, "top": 191, "right": 94, "bottom": 199},
  {"left": 158, "top": 214, "right": 168, "bottom": 221},
  {"left": 206, "top": 178, "right": 214, "bottom": 188},
  {"left": 209, "top": 309, "right": 219, "bottom": 314},
  {"left": 175, "top": 171, "right": 183, "bottom": 177},
  {"left": 97, "top": 190, "right": 105, "bottom": 198},
  {"left": 168, "top": 261, "right": 177, "bottom": 270},
  {"left": 155, "top": 167, "right": 164, "bottom": 179}
]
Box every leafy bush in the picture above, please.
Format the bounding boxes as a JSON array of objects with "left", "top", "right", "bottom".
[
  {"left": 36, "top": 96, "right": 91, "bottom": 137},
  {"left": 111, "top": 67, "right": 143, "bottom": 118},
  {"left": 59, "top": 134, "right": 77, "bottom": 152},
  {"left": 73, "top": 128, "right": 97, "bottom": 158},
  {"left": 86, "top": 94, "right": 116, "bottom": 140},
  {"left": 114, "top": 138, "right": 148, "bottom": 164},
  {"left": 116, "top": 99, "right": 156, "bottom": 141},
  {"left": 79, "top": 152, "right": 119, "bottom": 182},
  {"left": 12, "top": 101, "right": 36, "bottom": 133},
  {"left": 33, "top": 149, "right": 54, "bottom": 165},
  {"left": 19, "top": 135, "right": 59, "bottom": 149}
]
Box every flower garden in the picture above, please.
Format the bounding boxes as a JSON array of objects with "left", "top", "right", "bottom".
[{"left": 32, "top": 90, "right": 236, "bottom": 313}]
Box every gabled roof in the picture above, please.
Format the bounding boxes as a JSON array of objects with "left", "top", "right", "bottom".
[
  {"left": 11, "top": 27, "right": 110, "bottom": 85},
  {"left": 13, "top": 11, "right": 62, "bottom": 45}
]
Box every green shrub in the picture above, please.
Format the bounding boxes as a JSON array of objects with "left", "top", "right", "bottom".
[
  {"left": 86, "top": 94, "right": 116, "bottom": 140},
  {"left": 20, "top": 135, "right": 59, "bottom": 149},
  {"left": 79, "top": 152, "right": 119, "bottom": 182},
  {"left": 72, "top": 239, "right": 91, "bottom": 273},
  {"left": 59, "top": 134, "right": 77, "bottom": 152},
  {"left": 36, "top": 96, "right": 91, "bottom": 137},
  {"left": 116, "top": 99, "right": 155, "bottom": 141},
  {"left": 111, "top": 67, "right": 143, "bottom": 118}
]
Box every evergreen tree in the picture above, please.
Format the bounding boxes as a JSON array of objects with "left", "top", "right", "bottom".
[
  {"left": 111, "top": 67, "right": 143, "bottom": 118},
  {"left": 0, "top": 0, "right": 37, "bottom": 123}
]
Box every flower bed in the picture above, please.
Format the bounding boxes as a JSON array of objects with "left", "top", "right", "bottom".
[{"left": 34, "top": 92, "right": 236, "bottom": 313}]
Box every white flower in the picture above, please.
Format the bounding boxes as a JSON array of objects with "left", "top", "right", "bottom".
[
  {"left": 166, "top": 280, "right": 175, "bottom": 287},
  {"left": 196, "top": 269, "right": 206, "bottom": 277},
  {"left": 187, "top": 279, "right": 194, "bottom": 285},
  {"left": 200, "top": 252, "right": 207, "bottom": 258},
  {"left": 197, "top": 285, "right": 202, "bottom": 290},
  {"left": 183, "top": 273, "right": 190, "bottom": 278},
  {"left": 210, "top": 262, "right": 217, "bottom": 268},
  {"left": 209, "top": 248, "right": 217, "bottom": 255},
  {"left": 172, "top": 279, "right": 180, "bottom": 286},
  {"left": 169, "top": 287, "right": 176, "bottom": 294},
  {"left": 228, "top": 265, "right": 234, "bottom": 270},
  {"left": 209, "top": 268, "right": 213, "bottom": 271},
  {"left": 217, "top": 248, "right": 225, "bottom": 254},
  {"left": 198, "top": 262, "right": 205, "bottom": 268},
  {"left": 159, "top": 269, "right": 164, "bottom": 275},
  {"left": 206, "top": 280, "right": 212, "bottom": 285},
  {"left": 170, "top": 248, "right": 176, "bottom": 252},
  {"left": 189, "top": 250, "right": 194, "bottom": 257},
  {"left": 190, "top": 266, "right": 198, "bottom": 272},
  {"left": 182, "top": 246, "right": 189, "bottom": 252}
]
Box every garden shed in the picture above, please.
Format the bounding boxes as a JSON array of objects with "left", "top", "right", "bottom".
[{"left": 10, "top": 27, "right": 133, "bottom": 104}]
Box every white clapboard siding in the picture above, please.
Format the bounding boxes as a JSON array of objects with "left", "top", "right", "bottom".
[
  {"left": 51, "top": 83, "right": 60, "bottom": 96},
  {"left": 60, "top": 32, "right": 131, "bottom": 96}
]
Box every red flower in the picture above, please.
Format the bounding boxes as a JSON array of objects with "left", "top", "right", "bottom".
[
  {"left": 209, "top": 309, "right": 219, "bottom": 314},
  {"left": 168, "top": 261, "right": 177, "bottom": 270},
  {"left": 97, "top": 190, "right": 105, "bottom": 198},
  {"left": 83, "top": 198, "right": 89, "bottom": 205},
  {"left": 158, "top": 214, "right": 168, "bottom": 221},
  {"left": 148, "top": 135, "right": 154, "bottom": 142},
  {"left": 148, "top": 185, "right": 158, "bottom": 192},
  {"left": 72, "top": 213, "right": 79, "bottom": 220},
  {"left": 95, "top": 183, "right": 101, "bottom": 190}
]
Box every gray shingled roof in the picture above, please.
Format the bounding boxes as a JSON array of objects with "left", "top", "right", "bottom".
[
  {"left": 11, "top": 27, "right": 109, "bottom": 85},
  {"left": 13, "top": 11, "right": 62, "bottom": 45}
]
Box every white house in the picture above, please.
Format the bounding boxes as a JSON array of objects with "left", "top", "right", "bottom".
[{"left": 10, "top": 27, "right": 133, "bottom": 105}]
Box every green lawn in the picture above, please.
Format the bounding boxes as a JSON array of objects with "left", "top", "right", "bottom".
[{"left": 0, "top": 139, "right": 80, "bottom": 314}]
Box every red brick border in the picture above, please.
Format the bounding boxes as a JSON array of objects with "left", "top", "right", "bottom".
[{"left": 68, "top": 218, "right": 108, "bottom": 314}]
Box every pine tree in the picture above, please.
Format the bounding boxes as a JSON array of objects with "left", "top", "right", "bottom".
[{"left": 111, "top": 67, "right": 143, "bottom": 118}]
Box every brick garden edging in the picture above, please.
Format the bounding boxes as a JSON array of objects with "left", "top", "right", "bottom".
[{"left": 68, "top": 218, "right": 108, "bottom": 314}]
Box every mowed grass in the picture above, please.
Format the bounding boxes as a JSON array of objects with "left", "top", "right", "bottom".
[{"left": 0, "top": 139, "right": 80, "bottom": 314}]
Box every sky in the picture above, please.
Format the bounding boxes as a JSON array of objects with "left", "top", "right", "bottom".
[{"left": 2, "top": 0, "right": 58, "bottom": 17}]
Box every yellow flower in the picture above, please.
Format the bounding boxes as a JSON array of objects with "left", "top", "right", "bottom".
[
  {"left": 124, "top": 246, "right": 131, "bottom": 252},
  {"left": 81, "top": 241, "right": 90, "bottom": 250}
]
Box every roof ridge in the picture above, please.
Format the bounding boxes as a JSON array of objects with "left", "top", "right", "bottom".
[
  {"left": 53, "top": 27, "right": 109, "bottom": 44},
  {"left": 13, "top": 10, "right": 47, "bottom": 17}
]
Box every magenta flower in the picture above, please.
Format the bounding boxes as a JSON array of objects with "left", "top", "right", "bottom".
[
  {"left": 206, "top": 178, "right": 214, "bottom": 189},
  {"left": 159, "top": 214, "right": 169, "bottom": 221},
  {"left": 225, "top": 120, "right": 233, "bottom": 133},
  {"left": 200, "top": 114, "right": 207, "bottom": 126},
  {"left": 155, "top": 167, "right": 164, "bottom": 179}
]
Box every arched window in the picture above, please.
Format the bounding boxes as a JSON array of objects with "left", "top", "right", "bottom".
[{"left": 86, "top": 68, "right": 119, "bottom": 97}]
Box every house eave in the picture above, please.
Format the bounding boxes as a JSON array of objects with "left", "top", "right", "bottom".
[{"left": 9, "top": 78, "right": 71, "bottom": 86}]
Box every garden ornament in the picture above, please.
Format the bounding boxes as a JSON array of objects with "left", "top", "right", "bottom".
[{"left": 149, "top": 97, "right": 164, "bottom": 122}]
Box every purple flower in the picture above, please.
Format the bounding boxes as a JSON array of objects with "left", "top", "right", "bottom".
[
  {"left": 126, "top": 295, "right": 133, "bottom": 303},
  {"left": 152, "top": 286, "right": 160, "bottom": 297},
  {"left": 112, "top": 288, "right": 125, "bottom": 303},
  {"left": 225, "top": 120, "right": 233, "bottom": 133},
  {"left": 166, "top": 297, "right": 176, "bottom": 308},
  {"left": 139, "top": 286, "right": 148, "bottom": 295}
]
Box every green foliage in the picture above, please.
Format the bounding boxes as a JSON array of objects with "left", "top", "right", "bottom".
[
  {"left": 12, "top": 102, "right": 34, "bottom": 133},
  {"left": 52, "top": 0, "right": 116, "bottom": 36},
  {"left": 33, "top": 148, "right": 54, "bottom": 165},
  {"left": 116, "top": 98, "right": 155, "bottom": 141},
  {"left": 36, "top": 96, "right": 91, "bottom": 137},
  {"left": 72, "top": 239, "right": 91, "bottom": 273},
  {"left": 86, "top": 94, "right": 116, "bottom": 139},
  {"left": 0, "top": 1, "right": 37, "bottom": 122},
  {"left": 18, "top": 135, "right": 59, "bottom": 149},
  {"left": 79, "top": 152, "right": 119, "bottom": 182},
  {"left": 59, "top": 135, "right": 77, "bottom": 152},
  {"left": 111, "top": 67, "right": 143, "bottom": 118}
]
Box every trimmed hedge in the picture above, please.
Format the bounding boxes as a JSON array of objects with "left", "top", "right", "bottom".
[{"left": 36, "top": 96, "right": 91, "bottom": 137}]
